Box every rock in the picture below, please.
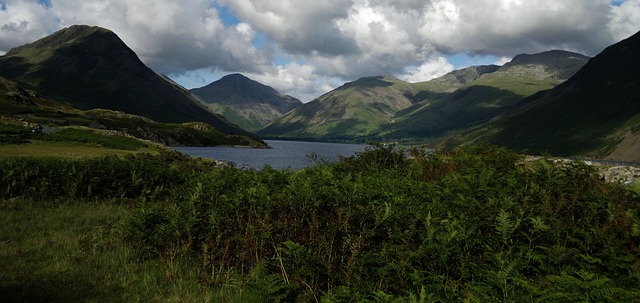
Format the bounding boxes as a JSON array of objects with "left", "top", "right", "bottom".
[{"left": 599, "top": 166, "right": 640, "bottom": 185}]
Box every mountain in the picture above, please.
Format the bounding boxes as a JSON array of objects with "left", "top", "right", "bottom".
[
  {"left": 448, "top": 31, "right": 640, "bottom": 160},
  {"left": 0, "top": 76, "right": 267, "bottom": 148},
  {"left": 259, "top": 50, "right": 589, "bottom": 141},
  {"left": 0, "top": 25, "right": 246, "bottom": 135},
  {"left": 417, "top": 65, "right": 500, "bottom": 92},
  {"left": 190, "top": 73, "right": 302, "bottom": 131},
  {"left": 381, "top": 50, "right": 590, "bottom": 140},
  {"left": 258, "top": 75, "right": 421, "bottom": 140}
]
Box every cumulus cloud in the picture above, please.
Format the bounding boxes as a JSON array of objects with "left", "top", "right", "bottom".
[
  {"left": 218, "top": 0, "right": 358, "bottom": 55},
  {"left": 610, "top": 0, "right": 640, "bottom": 42},
  {"left": 399, "top": 56, "right": 454, "bottom": 83},
  {"left": 0, "top": 1, "right": 56, "bottom": 51},
  {"left": 1, "top": 0, "right": 273, "bottom": 75},
  {"left": 0, "top": 0, "right": 638, "bottom": 101}
]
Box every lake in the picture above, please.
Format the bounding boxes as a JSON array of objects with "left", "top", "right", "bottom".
[{"left": 173, "top": 140, "right": 367, "bottom": 170}]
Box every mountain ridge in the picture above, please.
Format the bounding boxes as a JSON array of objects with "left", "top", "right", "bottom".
[
  {"left": 448, "top": 30, "right": 640, "bottom": 160},
  {"left": 258, "top": 75, "right": 419, "bottom": 139},
  {"left": 0, "top": 25, "right": 248, "bottom": 136},
  {"left": 259, "top": 50, "right": 590, "bottom": 141}
]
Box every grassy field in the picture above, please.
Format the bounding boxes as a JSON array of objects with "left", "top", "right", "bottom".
[
  {"left": 0, "top": 141, "right": 160, "bottom": 159},
  {"left": 0, "top": 200, "right": 214, "bottom": 303}
]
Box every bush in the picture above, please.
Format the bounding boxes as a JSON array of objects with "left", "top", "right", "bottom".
[
  {"left": 3, "top": 144, "right": 638, "bottom": 301},
  {"left": 121, "top": 144, "right": 640, "bottom": 302},
  {"left": 40, "top": 128, "right": 148, "bottom": 150}
]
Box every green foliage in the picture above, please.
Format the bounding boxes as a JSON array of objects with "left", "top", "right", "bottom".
[
  {"left": 40, "top": 128, "right": 149, "bottom": 150},
  {"left": 0, "top": 150, "right": 217, "bottom": 201},
  {"left": 0, "top": 123, "right": 31, "bottom": 144},
  {"left": 4, "top": 144, "right": 640, "bottom": 302}
]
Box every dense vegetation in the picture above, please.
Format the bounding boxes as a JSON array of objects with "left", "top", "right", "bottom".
[
  {"left": 2, "top": 145, "right": 639, "bottom": 302},
  {"left": 0, "top": 123, "right": 152, "bottom": 151}
]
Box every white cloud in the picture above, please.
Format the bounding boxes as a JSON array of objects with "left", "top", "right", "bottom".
[
  {"left": 494, "top": 56, "right": 512, "bottom": 66},
  {"left": 0, "top": 1, "right": 55, "bottom": 51},
  {"left": 219, "top": 0, "right": 358, "bottom": 55},
  {"left": 1, "top": 0, "right": 638, "bottom": 102},
  {"left": 609, "top": 0, "right": 640, "bottom": 42},
  {"left": 399, "top": 56, "right": 454, "bottom": 83},
  {"left": 246, "top": 61, "right": 341, "bottom": 102}
]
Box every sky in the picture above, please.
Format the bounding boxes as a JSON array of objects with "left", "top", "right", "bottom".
[{"left": 0, "top": 0, "right": 639, "bottom": 102}]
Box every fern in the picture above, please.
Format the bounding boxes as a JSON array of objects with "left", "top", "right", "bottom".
[
  {"left": 495, "top": 209, "right": 521, "bottom": 245},
  {"left": 537, "top": 271, "right": 640, "bottom": 303}
]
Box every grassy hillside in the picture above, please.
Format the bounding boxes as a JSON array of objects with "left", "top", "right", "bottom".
[
  {"left": 0, "top": 76, "right": 268, "bottom": 152},
  {"left": 447, "top": 31, "right": 640, "bottom": 161},
  {"left": 259, "top": 51, "right": 588, "bottom": 143},
  {"left": 259, "top": 76, "right": 419, "bottom": 139},
  {"left": 382, "top": 50, "right": 590, "bottom": 142}
]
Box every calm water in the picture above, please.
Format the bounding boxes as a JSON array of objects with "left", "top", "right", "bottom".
[{"left": 173, "top": 140, "right": 367, "bottom": 170}]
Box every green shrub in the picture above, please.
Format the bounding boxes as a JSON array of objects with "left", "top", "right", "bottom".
[
  {"left": 40, "top": 128, "right": 148, "bottom": 150},
  {"left": 0, "top": 123, "right": 31, "bottom": 145},
  {"left": 121, "top": 144, "right": 640, "bottom": 302},
  {"left": 3, "top": 144, "right": 638, "bottom": 301}
]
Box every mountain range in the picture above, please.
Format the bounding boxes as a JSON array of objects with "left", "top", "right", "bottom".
[
  {"left": 190, "top": 73, "right": 301, "bottom": 131},
  {"left": 1, "top": 24, "right": 638, "bottom": 161},
  {"left": 445, "top": 30, "right": 640, "bottom": 159},
  {"left": 259, "top": 50, "right": 590, "bottom": 141}
]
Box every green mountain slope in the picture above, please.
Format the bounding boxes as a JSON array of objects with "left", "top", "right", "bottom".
[
  {"left": 190, "top": 73, "right": 302, "bottom": 131},
  {"left": 258, "top": 75, "right": 419, "bottom": 139},
  {"left": 0, "top": 76, "right": 267, "bottom": 149},
  {"left": 259, "top": 51, "right": 588, "bottom": 142},
  {"left": 383, "top": 50, "right": 590, "bottom": 140},
  {"left": 451, "top": 31, "right": 640, "bottom": 160},
  {"left": 0, "top": 25, "right": 246, "bottom": 135}
]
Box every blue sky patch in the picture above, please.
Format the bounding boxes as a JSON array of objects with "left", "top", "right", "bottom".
[
  {"left": 37, "top": 0, "right": 52, "bottom": 8},
  {"left": 214, "top": 4, "right": 240, "bottom": 27}
]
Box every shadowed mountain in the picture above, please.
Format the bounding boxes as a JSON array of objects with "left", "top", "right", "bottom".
[
  {"left": 381, "top": 50, "right": 590, "bottom": 141},
  {"left": 0, "top": 25, "right": 246, "bottom": 135},
  {"left": 0, "top": 76, "right": 267, "bottom": 148},
  {"left": 190, "top": 73, "right": 302, "bottom": 131},
  {"left": 451, "top": 31, "right": 640, "bottom": 160}
]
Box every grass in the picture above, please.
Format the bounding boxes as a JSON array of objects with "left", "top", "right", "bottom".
[
  {"left": 0, "top": 141, "right": 160, "bottom": 159},
  {"left": 0, "top": 199, "right": 214, "bottom": 303},
  {"left": 0, "top": 200, "right": 127, "bottom": 302},
  {"left": 0, "top": 199, "right": 307, "bottom": 303}
]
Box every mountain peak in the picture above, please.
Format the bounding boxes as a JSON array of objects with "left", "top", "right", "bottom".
[
  {"left": 499, "top": 50, "right": 590, "bottom": 80},
  {"left": 214, "top": 73, "right": 262, "bottom": 87},
  {"left": 7, "top": 25, "right": 115, "bottom": 56},
  {"left": 189, "top": 74, "right": 302, "bottom": 131},
  {"left": 507, "top": 50, "right": 590, "bottom": 66},
  {"left": 0, "top": 24, "right": 247, "bottom": 135}
]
